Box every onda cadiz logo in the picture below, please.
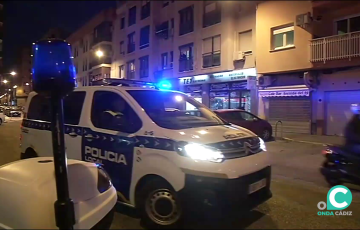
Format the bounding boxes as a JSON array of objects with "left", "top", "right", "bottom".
[{"left": 317, "top": 185, "right": 353, "bottom": 216}]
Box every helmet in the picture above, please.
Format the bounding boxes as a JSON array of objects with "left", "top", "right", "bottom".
[{"left": 351, "top": 104, "right": 360, "bottom": 115}]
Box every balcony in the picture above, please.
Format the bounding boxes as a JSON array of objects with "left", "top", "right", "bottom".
[
  {"left": 89, "top": 57, "right": 112, "bottom": 70},
  {"left": 92, "top": 35, "right": 112, "bottom": 47},
  {"left": 310, "top": 32, "right": 360, "bottom": 63},
  {"left": 179, "top": 58, "right": 193, "bottom": 72}
]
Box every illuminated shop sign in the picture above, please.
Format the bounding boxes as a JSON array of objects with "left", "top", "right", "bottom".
[
  {"left": 184, "top": 85, "right": 202, "bottom": 93},
  {"left": 179, "top": 68, "right": 256, "bottom": 86},
  {"left": 259, "top": 89, "right": 310, "bottom": 97}
]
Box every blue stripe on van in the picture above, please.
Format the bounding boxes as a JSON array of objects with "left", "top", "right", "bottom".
[{"left": 22, "top": 119, "right": 176, "bottom": 151}]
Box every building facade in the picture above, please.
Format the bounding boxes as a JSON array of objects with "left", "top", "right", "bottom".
[
  {"left": 256, "top": 0, "right": 360, "bottom": 136},
  {"left": 67, "top": 8, "right": 115, "bottom": 87},
  {"left": 111, "top": 1, "right": 258, "bottom": 113}
]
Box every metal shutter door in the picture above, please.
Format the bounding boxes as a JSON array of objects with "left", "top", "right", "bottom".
[
  {"left": 269, "top": 97, "right": 311, "bottom": 134},
  {"left": 325, "top": 90, "right": 360, "bottom": 136}
]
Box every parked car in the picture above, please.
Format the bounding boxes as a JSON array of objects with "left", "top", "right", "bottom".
[
  {"left": 214, "top": 109, "right": 273, "bottom": 141},
  {"left": 4, "top": 106, "right": 22, "bottom": 117},
  {"left": 0, "top": 111, "right": 5, "bottom": 125}
]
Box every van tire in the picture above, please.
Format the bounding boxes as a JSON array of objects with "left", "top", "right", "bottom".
[
  {"left": 22, "top": 148, "right": 38, "bottom": 159},
  {"left": 138, "top": 178, "right": 183, "bottom": 229}
]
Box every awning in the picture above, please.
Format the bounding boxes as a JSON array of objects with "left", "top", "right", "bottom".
[{"left": 259, "top": 85, "right": 310, "bottom": 97}]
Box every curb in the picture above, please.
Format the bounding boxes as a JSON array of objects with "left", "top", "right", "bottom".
[{"left": 279, "top": 137, "right": 329, "bottom": 146}]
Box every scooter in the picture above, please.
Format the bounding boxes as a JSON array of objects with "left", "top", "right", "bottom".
[{"left": 320, "top": 145, "right": 360, "bottom": 186}]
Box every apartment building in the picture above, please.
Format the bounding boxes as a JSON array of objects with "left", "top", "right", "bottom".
[
  {"left": 112, "top": 1, "right": 258, "bottom": 113},
  {"left": 67, "top": 8, "right": 115, "bottom": 87},
  {"left": 256, "top": 0, "right": 360, "bottom": 136}
]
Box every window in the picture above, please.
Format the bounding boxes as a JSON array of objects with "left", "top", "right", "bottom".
[
  {"left": 203, "top": 1, "right": 221, "bottom": 28},
  {"left": 139, "top": 56, "right": 149, "bottom": 78},
  {"left": 238, "top": 30, "right": 253, "bottom": 53},
  {"left": 91, "top": 91, "right": 142, "bottom": 133},
  {"left": 179, "top": 5, "right": 194, "bottom": 36},
  {"left": 119, "top": 65, "right": 125, "bottom": 78},
  {"left": 120, "top": 41, "right": 125, "bottom": 54},
  {"left": 170, "top": 51, "right": 174, "bottom": 68},
  {"left": 127, "top": 90, "right": 227, "bottom": 130},
  {"left": 161, "top": 53, "right": 168, "bottom": 69},
  {"left": 336, "top": 16, "right": 360, "bottom": 34},
  {"left": 239, "top": 111, "right": 256, "bottom": 121},
  {"left": 179, "top": 43, "right": 194, "bottom": 72},
  {"left": 28, "top": 92, "right": 86, "bottom": 125},
  {"left": 163, "top": 1, "right": 169, "bottom": 7},
  {"left": 272, "top": 25, "right": 294, "bottom": 50},
  {"left": 140, "top": 25, "right": 150, "bottom": 49},
  {"left": 63, "top": 92, "right": 86, "bottom": 125},
  {"left": 120, "top": 17, "right": 125, "bottom": 29},
  {"left": 128, "top": 6, "right": 137, "bottom": 26},
  {"left": 141, "top": 0, "right": 150, "bottom": 20},
  {"left": 203, "top": 35, "right": 221, "bottom": 68},
  {"left": 127, "top": 60, "right": 135, "bottom": 79},
  {"left": 127, "top": 32, "right": 135, "bottom": 53}
]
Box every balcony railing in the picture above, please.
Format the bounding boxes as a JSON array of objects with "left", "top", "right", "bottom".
[
  {"left": 179, "top": 58, "right": 193, "bottom": 72},
  {"left": 310, "top": 31, "right": 360, "bottom": 63},
  {"left": 89, "top": 57, "right": 112, "bottom": 69}
]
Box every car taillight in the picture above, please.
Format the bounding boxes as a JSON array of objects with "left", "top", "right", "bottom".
[{"left": 322, "top": 148, "right": 333, "bottom": 155}]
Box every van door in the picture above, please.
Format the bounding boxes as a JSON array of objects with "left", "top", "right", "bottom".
[
  {"left": 82, "top": 90, "right": 142, "bottom": 203},
  {"left": 63, "top": 91, "right": 86, "bottom": 160}
]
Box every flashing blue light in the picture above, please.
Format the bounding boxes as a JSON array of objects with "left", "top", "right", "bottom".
[
  {"left": 158, "top": 80, "right": 172, "bottom": 89},
  {"left": 32, "top": 39, "right": 76, "bottom": 95}
]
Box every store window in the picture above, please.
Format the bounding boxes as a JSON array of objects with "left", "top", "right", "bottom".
[{"left": 210, "top": 92, "right": 229, "bottom": 110}]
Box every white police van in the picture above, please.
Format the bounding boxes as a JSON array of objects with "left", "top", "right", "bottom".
[{"left": 20, "top": 79, "right": 271, "bottom": 228}]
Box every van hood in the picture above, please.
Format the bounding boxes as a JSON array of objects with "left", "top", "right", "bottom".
[{"left": 164, "top": 124, "right": 257, "bottom": 145}]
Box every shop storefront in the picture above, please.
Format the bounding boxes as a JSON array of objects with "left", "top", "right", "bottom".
[
  {"left": 178, "top": 68, "right": 258, "bottom": 113},
  {"left": 258, "top": 85, "right": 312, "bottom": 134}
]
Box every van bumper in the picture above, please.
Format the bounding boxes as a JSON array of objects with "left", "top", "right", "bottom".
[{"left": 178, "top": 166, "right": 272, "bottom": 211}]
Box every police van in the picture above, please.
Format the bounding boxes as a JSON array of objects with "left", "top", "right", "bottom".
[{"left": 20, "top": 79, "right": 271, "bottom": 228}]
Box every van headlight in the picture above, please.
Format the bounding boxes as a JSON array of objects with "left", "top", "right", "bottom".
[
  {"left": 259, "top": 137, "right": 267, "bottom": 151},
  {"left": 177, "top": 142, "right": 224, "bottom": 163}
]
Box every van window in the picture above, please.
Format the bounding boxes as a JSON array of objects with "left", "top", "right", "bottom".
[
  {"left": 91, "top": 91, "right": 142, "bottom": 133},
  {"left": 27, "top": 92, "right": 86, "bottom": 125},
  {"left": 63, "top": 92, "right": 86, "bottom": 125},
  {"left": 27, "top": 95, "right": 51, "bottom": 122}
]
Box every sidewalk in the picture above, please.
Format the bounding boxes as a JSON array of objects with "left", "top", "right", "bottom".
[{"left": 279, "top": 133, "right": 345, "bottom": 146}]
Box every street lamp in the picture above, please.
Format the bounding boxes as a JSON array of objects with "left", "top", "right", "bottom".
[
  {"left": 13, "top": 85, "right": 17, "bottom": 89},
  {"left": 96, "top": 50, "right": 104, "bottom": 57},
  {"left": 2, "top": 80, "right": 8, "bottom": 84},
  {"left": 25, "top": 83, "right": 30, "bottom": 86},
  {"left": 10, "top": 71, "right": 16, "bottom": 76}
]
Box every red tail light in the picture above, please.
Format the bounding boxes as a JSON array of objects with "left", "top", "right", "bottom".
[{"left": 322, "top": 149, "right": 333, "bottom": 155}]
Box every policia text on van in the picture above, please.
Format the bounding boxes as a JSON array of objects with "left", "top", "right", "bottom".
[{"left": 20, "top": 79, "right": 272, "bottom": 228}]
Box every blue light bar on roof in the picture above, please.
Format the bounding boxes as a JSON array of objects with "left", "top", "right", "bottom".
[{"left": 91, "top": 79, "right": 157, "bottom": 88}]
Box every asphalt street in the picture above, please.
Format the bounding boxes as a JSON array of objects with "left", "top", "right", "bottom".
[{"left": 1, "top": 120, "right": 359, "bottom": 229}]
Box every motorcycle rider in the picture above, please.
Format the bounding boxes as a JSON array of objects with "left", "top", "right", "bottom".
[{"left": 344, "top": 104, "right": 360, "bottom": 153}]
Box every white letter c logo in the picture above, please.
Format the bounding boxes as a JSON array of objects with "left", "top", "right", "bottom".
[{"left": 329, "top": 187, "right": 348, "bottom": 208}]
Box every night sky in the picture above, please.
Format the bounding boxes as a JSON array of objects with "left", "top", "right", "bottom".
[{"left": 3, "top": 0, "right": 116, "bottom": 71}]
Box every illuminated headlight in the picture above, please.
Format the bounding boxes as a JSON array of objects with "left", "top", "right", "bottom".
[
  {"left": 259, "top": 137, "right": 267, "bottom": 151},
  {"left": 180, "top": 143, "right": 224, "bottom": 163}
]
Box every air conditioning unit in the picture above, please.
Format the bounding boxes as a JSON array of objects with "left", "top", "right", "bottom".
[
  {"left": 243, "top": 50, "right": 253, "bottom": 56},
  {"left": 296, "top": 12, "right": 312, "bottom": 27},
  {"left": 233, "top": 51, "right": 245, "bottom": 61},
  {"left": 258, "top": 75, "right": 272, "bottom": 87}
]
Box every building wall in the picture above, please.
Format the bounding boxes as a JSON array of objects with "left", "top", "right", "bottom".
[
  {"left": 256, "top": 0, "right": 313, "bottom": 74},
  {"left": 67, "top": 8, "right": 115, "bottom": 86},
  {"left": 112, "top": 1, "right": 257, "bottom": 83}
]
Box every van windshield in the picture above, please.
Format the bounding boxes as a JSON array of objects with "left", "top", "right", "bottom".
[{"left": 127, "top": 90, "right": 228, "bottom": 130}]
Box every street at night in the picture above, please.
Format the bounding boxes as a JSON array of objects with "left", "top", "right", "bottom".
[{"left": 1, "top": 120, "right": 359, "bottom": 229}]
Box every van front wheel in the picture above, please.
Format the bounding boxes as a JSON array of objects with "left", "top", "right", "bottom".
[{"left": 138, "top": 179, "right": 183, "bottom": 229}]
